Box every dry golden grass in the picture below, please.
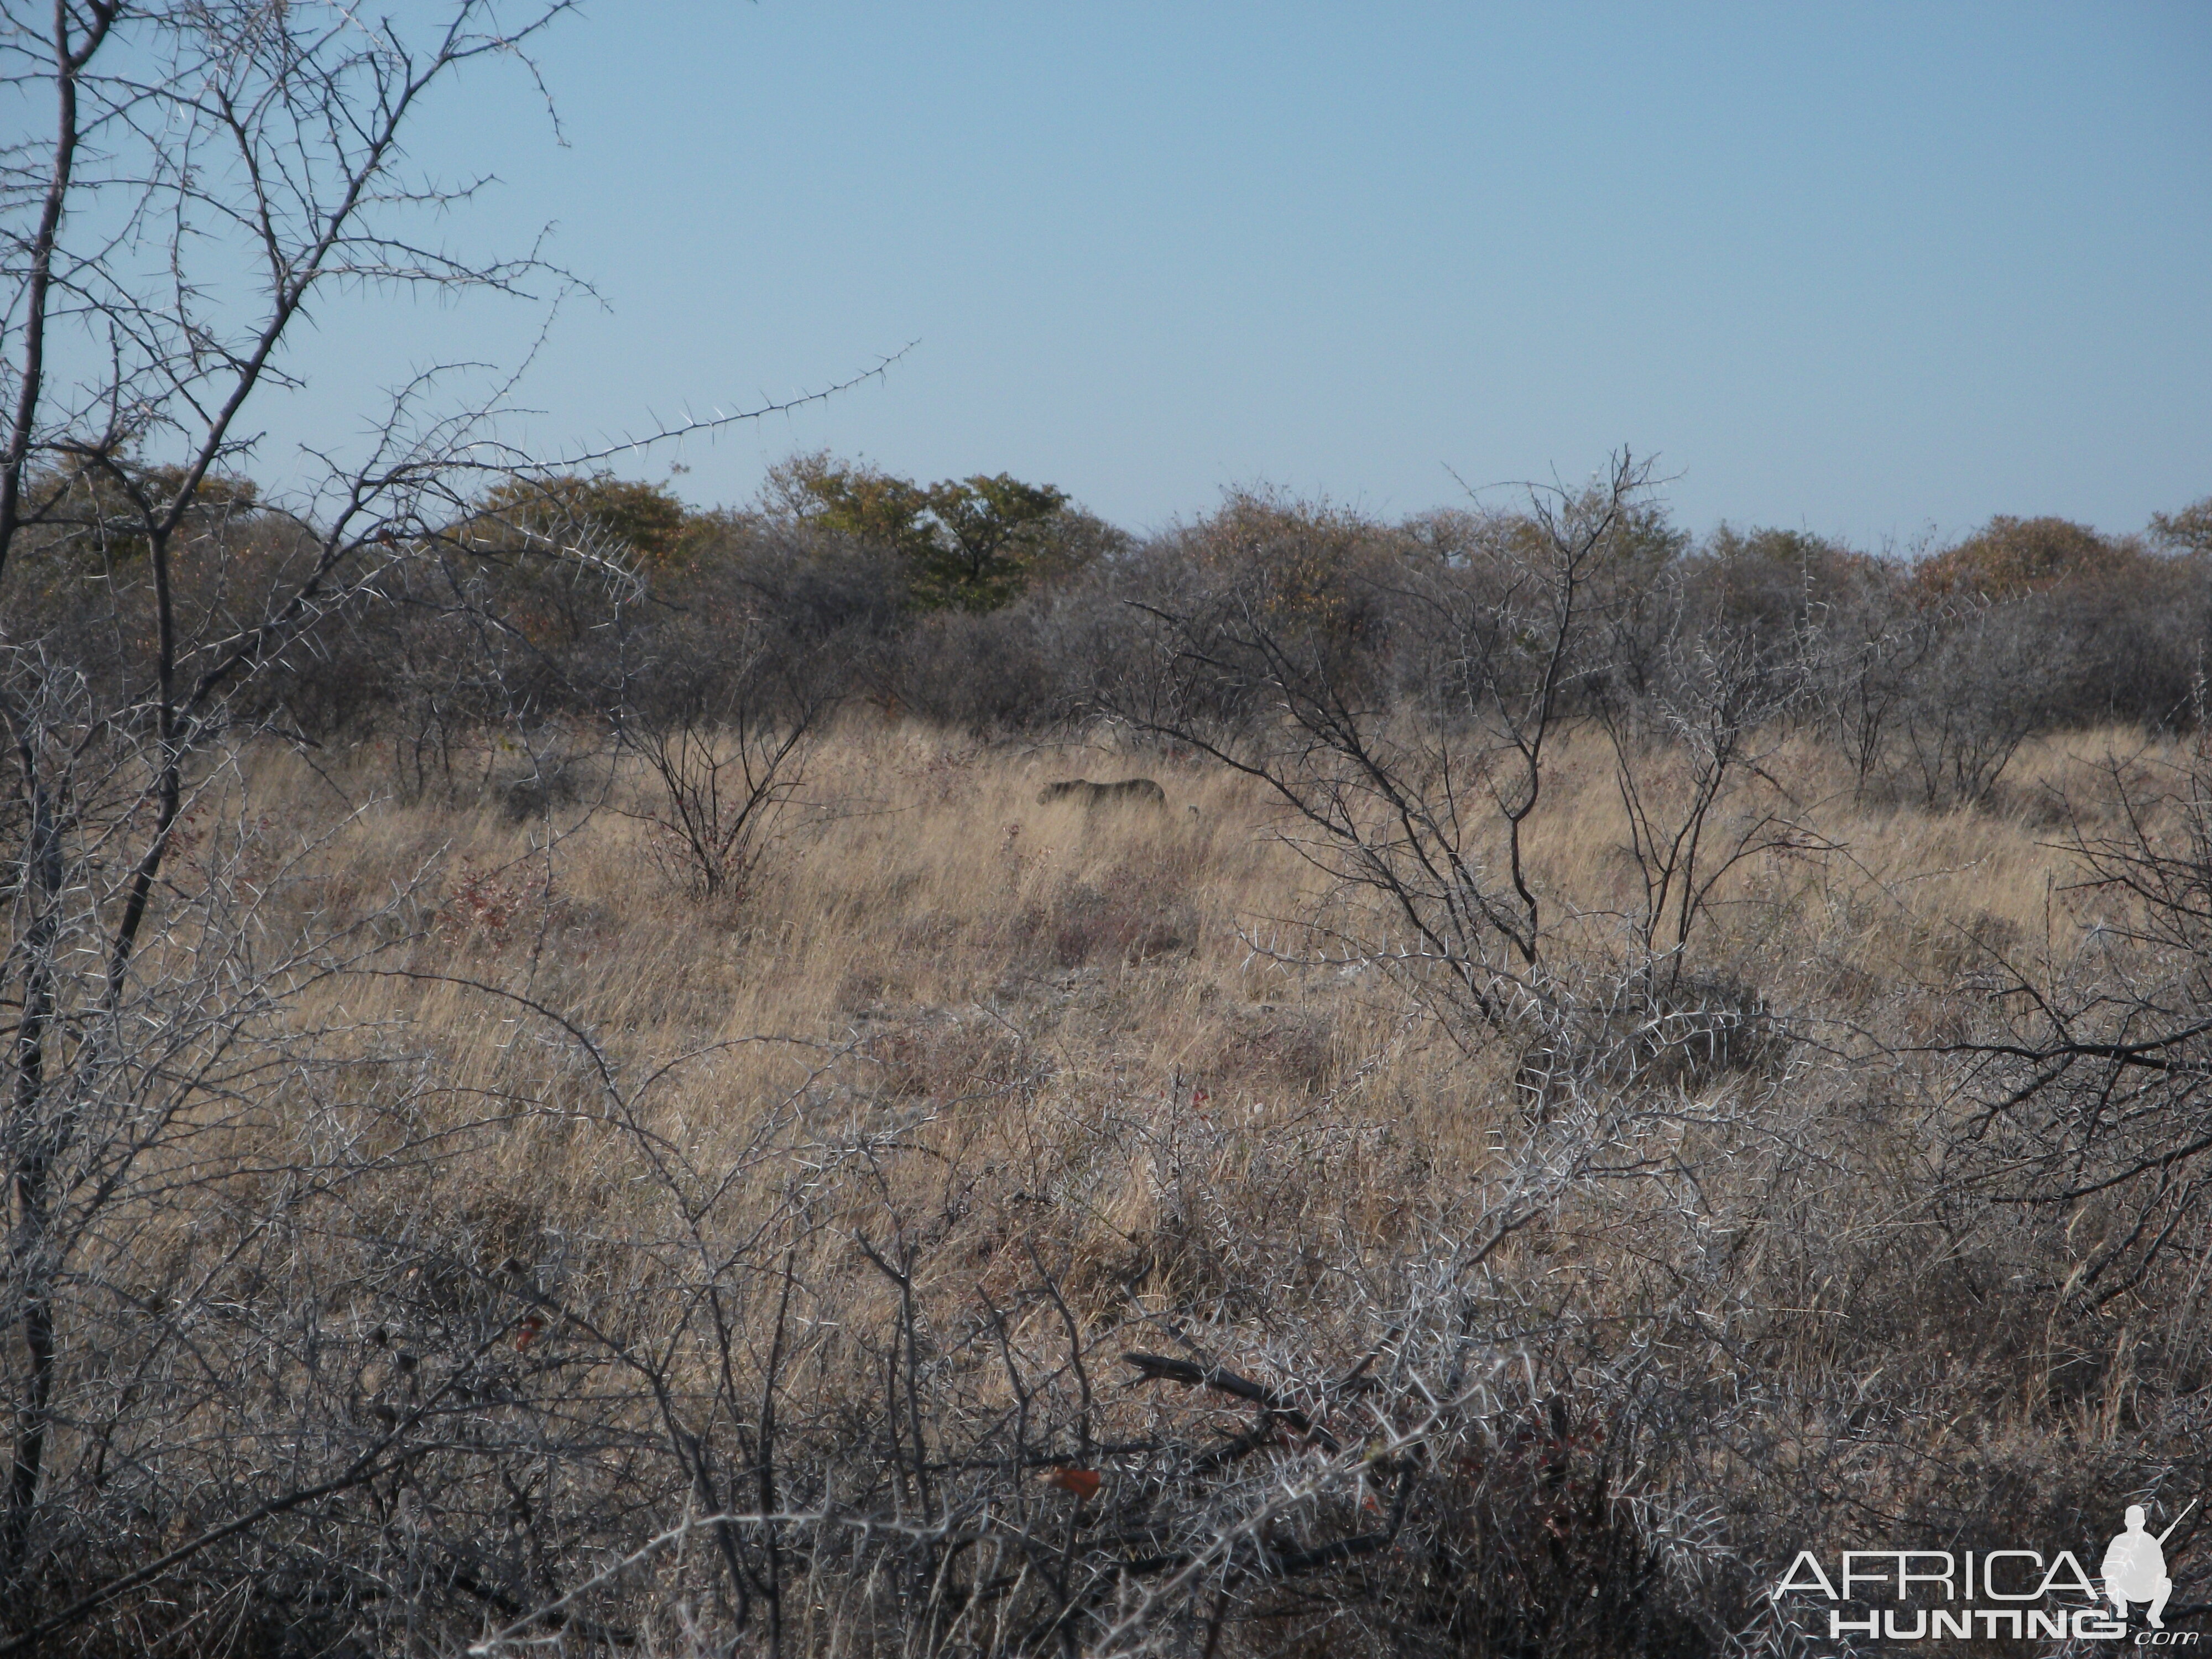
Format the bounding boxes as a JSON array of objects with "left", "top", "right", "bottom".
[
  {"left": 27, "top": 717, "right": 2201, "bottom": 1654},
  {"left": 223, "top": 717, "right": 2178, "bottom": 1335}
]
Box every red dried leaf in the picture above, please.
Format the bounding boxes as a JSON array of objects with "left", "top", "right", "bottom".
[{"left": 1041, "top": 1466, "right": 1102, "bottom": 1500}]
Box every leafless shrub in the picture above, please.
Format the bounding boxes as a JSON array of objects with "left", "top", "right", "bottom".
[
  {"left": 618, "top": 619, "right": 827, "bottom": 900},
  {"left": 1892, "top": 601, "right": 2048, "bottom": 809},
  {"left": 1094, "top": 460, "right": 1645, "bottom": 1044},
  {"left": 0, "top": 6, "right": 873, "bottom": 1649},
  {"left": 1597, "top": 615, "right": 1829, "bottom": 982},
  {"left": 1091, "top": 454, "right": 1817, "bottom": 1085},
  {"left": 1942, "top": 734, "right": 2212, "bottom": 1312},
  {"left": 431, "top": 994, "right": 1800, "bottom": 1659}
]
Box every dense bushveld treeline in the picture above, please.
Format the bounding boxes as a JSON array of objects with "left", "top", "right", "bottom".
[
  {"left": 14, "top": 449, "right": 2212, "bottom": 812},
  {"left": 10, "top": 440, "right": 2212, "bottom": 1657},
  {"left": 322, "top": 469, "right": 2212, "bottom": 789}
]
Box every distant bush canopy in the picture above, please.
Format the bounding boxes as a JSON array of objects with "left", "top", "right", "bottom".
[
  {"left": 762, "top": 450, "right": 1083, "bottom": 612},
  {"left": 1905, "top": 513, "right": 2140, "bottom": 602},
  {"left": 29, "top": 456, "right": 2204, "bottom": 792},
  {"left": 462, "top": 471, "right": 704, "bottom": 570}
]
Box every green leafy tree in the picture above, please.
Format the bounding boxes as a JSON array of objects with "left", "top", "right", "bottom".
[
  {"left": 467, "top": 471, "right": 699, "bottom": 568},
  {"left": 767, "top": 451, "right": 1070, "bottom": 610}
]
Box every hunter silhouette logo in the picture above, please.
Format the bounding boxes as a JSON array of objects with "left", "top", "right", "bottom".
[
  {"left": 1775, "top": 1500, "right": 2198, "bottom": 1644},
  {"left": 2107, "top": 1501, "right": 2192, "bottom": 1630}
]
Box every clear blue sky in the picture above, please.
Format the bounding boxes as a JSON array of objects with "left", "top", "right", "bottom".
[{"left": 286, "top": 2, "right": 2211, "bottom": 547}]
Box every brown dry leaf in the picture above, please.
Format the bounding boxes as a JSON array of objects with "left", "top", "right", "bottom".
[{"left": 1040, "top": 1466, "right": 1102, "bottom": 1500}]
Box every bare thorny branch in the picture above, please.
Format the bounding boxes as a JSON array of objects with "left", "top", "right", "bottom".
[{"left": 0, "top": 7, "right": 906, "bottom": 1651}]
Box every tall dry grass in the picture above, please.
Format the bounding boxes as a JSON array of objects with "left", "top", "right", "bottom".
[
  {"left": 232, "top": 716, "right": 2171, "bottom": 1357},
  {"left": 300, "top": 714, "right": 2127, "bottom": 1104},
  {"left": 24, "top": 716, "right": 2200, "bottom": 1656}
]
